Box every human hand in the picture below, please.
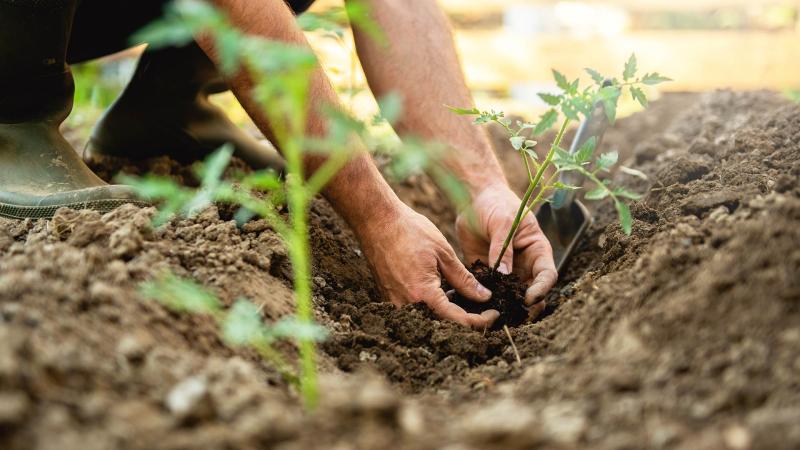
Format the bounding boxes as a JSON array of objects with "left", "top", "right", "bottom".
[
  {"left": 356, "top": 203, "right": 500, "bottom": 329},
  {"left": 455, "top": 183, "right": 558, "bottom": 318}
]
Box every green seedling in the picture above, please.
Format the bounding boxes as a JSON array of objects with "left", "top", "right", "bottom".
[
  {"left": 140, "top": 272, "right": 327, "bottom": 386},
  {"left": 123, "top": 0, "right": 383, "bottom": 408},
  {"left": 449, "top": 54, "right": 669, "bottom": 271}
]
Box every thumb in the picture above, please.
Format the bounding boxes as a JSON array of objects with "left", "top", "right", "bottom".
[
  {"left": 438, "top": 247, "right": 492, "bottom": 302},
  {"left": 488, "top": 229, "right": 514, "bottom": 275}
]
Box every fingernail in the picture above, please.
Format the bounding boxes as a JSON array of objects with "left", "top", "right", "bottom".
[
  {"left": 498, "top": 263, "right": 510, "bottom": 275},
  {"left": 477, "top": 283, "right": 492, "bottom": 300}
]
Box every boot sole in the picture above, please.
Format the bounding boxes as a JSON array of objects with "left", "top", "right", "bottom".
[{"left": 0, "top": 198, "right": 150, "bottom": 220}]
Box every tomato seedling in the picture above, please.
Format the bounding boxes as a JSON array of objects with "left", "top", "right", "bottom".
[{"left": 449, "top": 54, "right": 669, "bottom": 271}]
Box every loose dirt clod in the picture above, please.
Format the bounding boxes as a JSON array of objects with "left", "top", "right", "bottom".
[{"left": 449, "top": 260, "right": 529, "bottom": 329}]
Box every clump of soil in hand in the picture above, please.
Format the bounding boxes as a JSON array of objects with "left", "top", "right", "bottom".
[{"left": 448, "top": 260, "right": 529, "bottom": 329}]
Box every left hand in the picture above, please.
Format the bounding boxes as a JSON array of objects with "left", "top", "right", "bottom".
[{"left": 455, "top": 183, "right": 558, "bottom": 318}]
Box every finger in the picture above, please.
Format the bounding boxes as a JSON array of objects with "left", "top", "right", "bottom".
[
  {"left": 438, "top": 247, "right": 492, "bottom": 302},
  {"left": 525, "top": 258, "right": 558, "bottom": 306},
  {"left": 527, "top": 300, "right": 546, "bottom": 321},
  {"left": 488, "top": 233, "right": 514, "bottom": 275},
  {"left": 425, "top": 288, "right": 498, "bottom": 329}
]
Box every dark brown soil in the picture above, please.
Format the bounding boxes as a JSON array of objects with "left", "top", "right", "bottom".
[
  {"left": 449, "top": 260, "right": 530, "bottom": 329},
  {"left": 1, "top": 91, "right": 799, "bottom": 450}
]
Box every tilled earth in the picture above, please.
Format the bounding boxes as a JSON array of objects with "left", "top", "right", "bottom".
[{"left": 1, "top": 91, "right": 798, "bottom": 450}]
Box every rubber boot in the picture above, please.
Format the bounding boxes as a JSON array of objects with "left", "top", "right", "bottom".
[
  {"left": 0, "top": 0, "right": 146, "bottom": 220},
  {"left": 83, "top": 43, "right": 285, "bottom": 171}
]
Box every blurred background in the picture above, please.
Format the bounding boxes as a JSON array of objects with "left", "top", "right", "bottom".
[{"left": 68, "top": 0, "right": 800, "bottom": 136}]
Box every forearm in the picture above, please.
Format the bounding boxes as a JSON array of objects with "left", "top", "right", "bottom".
[
  {"left": 202, "top": 0, "right": 402, "bottom": 229},
  {"left": 350, "top": 0, "right": 507, "bottom": 196}
]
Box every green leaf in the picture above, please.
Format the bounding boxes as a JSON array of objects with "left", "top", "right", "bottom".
[
  {"left": 612, "top": 187, "right": 643, "bottom": 200},
  {"left": 585, "top": 67, "right": 604, "bottom": 85},
  {"left": 523, "top": 147, "right": 539, "bottom": 160},
  {"left": 620, "top": 166, "right": 648, "bottom": 180},
  {"left": 140, "top": 273, "right": 221, "bottom": 314},
  {"left": 641, "top": 72, "right": 672, "bottom": 85},
  {"left": 630, "top": 86, "right": 648, "bottom": 108},
  {"left": 553, "top": 182, "right": 581, "bottom": 190},
  {"left": 222, "top": 299, "right": 266, "bottom": 346},
  {"left": 242, "top": 171, "right": 282, "bottom": 191},
  {"left": 574, "top": 137, "right": 597, "bottom": 164},
  {"left": 377, "top": 92, "right": 403, "bottom": 124},
  {"left": 533, "top": 109, "right": 558, "bottom": 136},
  {"left": 538, "top": 92, "right": 562, "bottom": 106},
  {"left": 509, "top": 136, "right": 526, "bottom": 150},
  {"left": 270, "top": 317, "right": 329, "bottom": 342},
  {"left": 623, "top": 53, "right": 638, "bottom": 81},
  {"left": 552, "top": 69, "right": 570, "bottom": 91},
  {"left": 615, "top": 200, "right": 633, "bottom": 235},
  {"left": 446, "top": 105, "right": 480, "bottom": 116},
  {"left": 568, "top": 78, "right": 580, "bottom": 95},
  {"left": 596, "top": 151, "right": 619, "bottom": 171},
  {"left": 553, "top": 146, "right": 581, "bottom": 170},
  {"left": 524, "top": 140, "right": 538, "bottom": 148},
  {"left": 198, "top": 144, "right": 234, "bottom": 188},
  {"left": 598, "top": 86, "right": 621, "bottom": 123},
  {"left": 585, "top": 187, "right": 609, "bottom": 200}
]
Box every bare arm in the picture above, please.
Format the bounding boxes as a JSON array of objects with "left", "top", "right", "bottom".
[
  {"left": 202, "top": 0, "right": 399, "bottom": 229},
  {"left": 350, "top": 0, "right": 558, "bottom": 307},
  {"left": 349, "top": 0, "right": 507, "bottom": 196},
  {"left": 199, "top": 0, "right": 497, "bottom": 328}
]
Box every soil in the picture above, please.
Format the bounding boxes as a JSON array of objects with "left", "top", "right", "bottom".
[
  {"left": 1, "top": 91, "right": 799, "bottom": 450},
  {"left": 449, "top": 260, "right": 530, "bottom": 329}
]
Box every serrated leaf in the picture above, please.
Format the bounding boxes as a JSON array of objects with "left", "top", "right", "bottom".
[
  {"left": 568, "top": 78, "right": 580, "bottom": 95},
  {"left": 553, "top": 182, "right": 581, "bottom": 190},
  {"left": 533, "top": 109, "right": 558, "bottom": 136},
  {"left": 630, "top": 86, "right": 648, "bottom": 108},
  {"left": 585, "top": 187, "right": 609, "bottom": 200},
  {"left": 641, "top": 72, "right": 672, "bottom": 85},
  {"left": 585, "top": 67, "right": 604, "bottom": 84},
  {"left": 510, "top": 136, "right": 526, "bottom": 150},
  {"left": 612, "top": 187, "right": 643, "bottom": 200},
  {"left": 223, "top": 299, "right": 266, "bottom": 346},
  {"left": 538, "top": 92, "right": 562, "bottom": 106},
  {"left": 561, "top": 101, "right": 580, "bottom": 121},
  {"left": 574, "top": 137, "right": 597, "bottom": 164},
  {"left": 623, "top": 54, "right": 638, "bottom": 81},
  {"left": 598, "top": 86, "right": 621, "bottom": 123},
  {"left": 596, "top": 151, "right": 619, "bottom": 171},
  {"left": 615, "top": 200, "right": 633, "bottom": 235},
  {"left": 552, "top": 69, "right": 570, "bottom": 91},
  {"left": 620, "top": 166, "right": 648, "bottom": 180},
  {"left": 446, "top": 105, "right": 480, "bottom": 116}
]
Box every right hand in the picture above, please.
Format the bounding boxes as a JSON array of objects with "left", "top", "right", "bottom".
[{"left": 355, "top": 203, "right": 500, "bottom": 329}]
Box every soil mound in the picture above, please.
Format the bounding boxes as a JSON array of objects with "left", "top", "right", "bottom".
[{"left": 1, "top": 91, "right": 798, "bottom": 450}]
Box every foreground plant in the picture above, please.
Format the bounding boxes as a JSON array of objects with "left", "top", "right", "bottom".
[
  {"left": 121, "top": 0, "right": 382, "bottom": 408},
  {"left": 449, "top": 55, "right": 669, "bottom": 271},
  {"left": 140, "top": 272, "right": 327, "bottom": 385}
]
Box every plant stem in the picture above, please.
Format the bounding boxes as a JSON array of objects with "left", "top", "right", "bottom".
[{"left": 492, "top": 118, "right": 571, "bottom": 271}]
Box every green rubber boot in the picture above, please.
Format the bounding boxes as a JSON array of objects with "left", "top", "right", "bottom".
[
  {"left": 83, "top": 43, "right": 285, "bottom": 171},
  {"left": 0, "top": 0, "right": 146, "bottom": 220}
]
